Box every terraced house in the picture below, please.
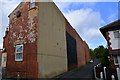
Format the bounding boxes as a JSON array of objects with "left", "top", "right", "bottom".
[{"left": 2, "top": 0, "right": 90, "bottom": 78}]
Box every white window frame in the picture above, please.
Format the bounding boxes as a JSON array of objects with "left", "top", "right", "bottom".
[
  {"left": 30, "top": 0, "right": 35, "bottom": 8},
  {"left": 114, "top": 30, "right": 120, "bottom": 38},
  {"left": 114, "top": 56, "right": 119, "bottom": 65},
  {"left": 15, "top": 44, "right": 23, "bottom": 61},
  {"left": 1, "top": 53, "right": 7, "bottom": 67},
  {"left": 118, "top": 56, "right": 120, "bottom": 67}
]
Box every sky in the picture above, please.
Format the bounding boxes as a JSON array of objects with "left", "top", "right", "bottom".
[{"left": 0, "top": 0, "right": 119, "bottom": 49}]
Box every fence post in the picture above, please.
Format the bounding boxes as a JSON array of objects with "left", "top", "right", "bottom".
[
  {"left": 111, "top": 75, "right": 115, "bottom": 80},
  {"left": 94, "top": 66, "right": 97, "bottom": 79},
  {"left": 100, "top": 72, "right": 103, "bottom": 79},
  {"left": 103, "top": 67, "right": 106, "bottom": 80},
  {"left": 117, "top": 68, "right": 120, "bottom": 80}
]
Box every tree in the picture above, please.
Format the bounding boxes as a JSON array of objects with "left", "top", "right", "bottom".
[
  {"left": 89, "top": 49, "right": 96, "bottom": 59},
  {"left": 89, "top": 45, "right": 110, "bottom": 67},
  {"left": 100, "top": 48, "right": 109, "bottom": 67}
]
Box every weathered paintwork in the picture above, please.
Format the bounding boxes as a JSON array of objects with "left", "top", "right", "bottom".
[
  {"left": 3, "top": 2, "right": 38, "bottom": 78},
  {"left": 3, "top": 1, "right": 90, "bottom": 78}
]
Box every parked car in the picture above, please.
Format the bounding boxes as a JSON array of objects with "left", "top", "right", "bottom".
[{"left": 90, "top": 59, "right": 94, "bottom": 63}]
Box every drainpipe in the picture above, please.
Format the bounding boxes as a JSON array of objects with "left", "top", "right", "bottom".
[{"left": 100, "top": 72, "right": 103, "bottom": 79}]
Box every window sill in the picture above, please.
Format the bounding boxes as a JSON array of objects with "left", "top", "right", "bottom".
[
  {"left": 28, "top": 6, "right": 37, "bottom": 11},
  {"left": 114, "top": 63, "right": 119, "bottom": 65},
  {"left": 15, "top": 59, "right": 23, "bottom": 62}
]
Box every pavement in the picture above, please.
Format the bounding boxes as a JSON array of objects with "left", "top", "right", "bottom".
[
  {"left": 0, "top": 60, "right": 100, "bottom": 80},
  {"left": 56, "top": 59, "right": 100, "bottom": 80}
]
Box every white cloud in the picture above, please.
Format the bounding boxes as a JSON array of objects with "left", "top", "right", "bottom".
[
  {"left": 64, "top": 8, "right": 93, "bottom": 27},
  {"left": 1, "top": 0, "right": 21, "bottom": 16},
  {"left": 0, "top": 0, "right": 21, "bottom": 49},
  {"left": 54, "top": 0, "right": 119, "bottom": 2},
  {"left": 107, "top": 13, "right": 118, "bottom": 23},
  {"left": 63, "top": 8, "right": 104, "bottom": 43},
  {"left": 0, "top": 0, "right": 2, "bottom": 49}
]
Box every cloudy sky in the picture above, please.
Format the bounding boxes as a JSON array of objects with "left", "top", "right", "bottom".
[{"left": 0, "top": 0, "right": 119, "bottom": 49}]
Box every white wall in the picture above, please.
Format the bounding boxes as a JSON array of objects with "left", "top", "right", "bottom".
[
  {"left": 108, "top": 30, "right": 120, "bottom": 50},
  {"left": 118, "top": 56, "right": 120, "bottom": 67}
]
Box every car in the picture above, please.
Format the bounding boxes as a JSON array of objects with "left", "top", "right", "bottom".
[{"left": 89, "top": 59, "right": 94, "bottom": 63}]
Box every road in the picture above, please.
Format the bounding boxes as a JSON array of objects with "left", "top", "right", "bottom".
[
  {"left": 0, "top": 67, "right": 2, "bottom": 80},
  {"left": 0, "top": 60, "right": 100, "bottom": 80},
  {"left": 56, "top": 59, "right": 100, "bottom": 79}
]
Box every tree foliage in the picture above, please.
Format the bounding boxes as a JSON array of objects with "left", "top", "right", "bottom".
[{"left": 89, "top": 45, "right": 110, "bottom": 67}]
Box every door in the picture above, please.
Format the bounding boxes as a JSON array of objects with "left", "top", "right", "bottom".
[{"left": 66, "top": 32, "right": 78, "bottom": 70}]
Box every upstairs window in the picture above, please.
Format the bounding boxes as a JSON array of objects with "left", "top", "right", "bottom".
[
  {"left": 15, "top": 44, "right": 23, "bottom": 61},
  {"left": 30, "top": 0, "right": 35, "bottom": 8},
  {"left": 114, "top": 30, "right": 120, "bottom": 38}
]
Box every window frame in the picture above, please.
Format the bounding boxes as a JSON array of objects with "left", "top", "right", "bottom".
[
  {"left": 30, "top": 0, "right": 35, "bottom": 9},
  {"left": 114, "top": 30, "right": 120, "bottom": 38},
  {"left": 114, "top": 56, "right": 119, "bottom": 65},
  {"left": 15, "top": 44, "right": 23, "bottom": 61}
]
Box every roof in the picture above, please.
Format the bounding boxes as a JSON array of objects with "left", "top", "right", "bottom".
[
  {"left": 100, "top": 19, "right": 120, "bottom": 39},
  {"left": 8, "top": 2, "right": 23, "bottom": 17}
]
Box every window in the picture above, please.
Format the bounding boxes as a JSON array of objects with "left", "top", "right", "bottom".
[
  {"left": 30, "top": 0, "right": 35, "bottom": 8},
  {"left": 1, "top": 53, "right": 7, "bottom": 67},
  {"left": 3, "top": 56, "right": 6, "bottom": 62},
  {"left": 114, "top": 30, "right": 120, "bottom": 38},
  {"left": 15, "top": 44, "right": 23, "bottom": 61},
  {"left": 114, "top": 56, "right": 118, "bottom": 65}
]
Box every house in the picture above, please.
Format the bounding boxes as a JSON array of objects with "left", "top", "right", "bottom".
[
  {"left": 100, "top": 20, "right": 120, "bottom": 80},
  {"left": 100, "top": 20, "right": 120, "bottom": 68},
  {"left": 2, "top": 1, "right": 90, "bottom": 78}
]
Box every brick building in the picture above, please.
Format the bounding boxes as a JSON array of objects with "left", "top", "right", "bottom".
[{"left": 2, "top": 1, "right": 90, "bottom": 78}]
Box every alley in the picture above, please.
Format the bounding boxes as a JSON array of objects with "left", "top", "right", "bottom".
[
  {"left": 56, "top": 59, "right": 100, "bottom": 79},
  {"left": 0, "top": 72, "right": 1, "bottom": 80}
]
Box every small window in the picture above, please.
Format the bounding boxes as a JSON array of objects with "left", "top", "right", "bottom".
[
  {"left": 3, "top": 56, "right": 6, "bottom": 62},
  {"left": 114, "top": 30, "right": 120, "bottom": 38},
  {"left": 15, "top": 44, "right": 23, "bottom": 61},
  {"left": 30, "top": 0, "right": 35, "bottom": 8},
  {"left": 114, "top": 56, "right": 118, "bottom": 65}
]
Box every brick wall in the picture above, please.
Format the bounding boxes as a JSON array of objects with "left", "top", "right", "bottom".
[
  {"left": 3, "top": 2, "right": 38, "bottom": 78},
  {"left": 83, "top": 41, "right": 90, "bottom": 63},
  {"left": 3, "top": 2, "right": 90, "bottom": 78},
  {"left": 65, "top": 20, "right": 90, "bottom": 68}
]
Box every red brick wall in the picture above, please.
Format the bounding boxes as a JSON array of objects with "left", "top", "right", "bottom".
[
  {"left": 65, "top": 20, "right": 90, "bottom": 68},
  {"left": 3, "top": 31, "right": 9, "bottom": 52},
  {"left": 83, "top": 41, "right": 90, "bottom": 63},
  {"left": 75, "top": 34, "right": 86, "bottom": 67},
  {"left": 3, "top": 2, "right": 38, "bottom": 78}
]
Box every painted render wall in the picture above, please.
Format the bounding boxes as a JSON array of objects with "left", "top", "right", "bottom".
[
  {"left": 38, "top": 2, "right": 67, "bottom": 78},
  {"left": 108, "top": 30, "right": 120, "bottom": 50}
]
